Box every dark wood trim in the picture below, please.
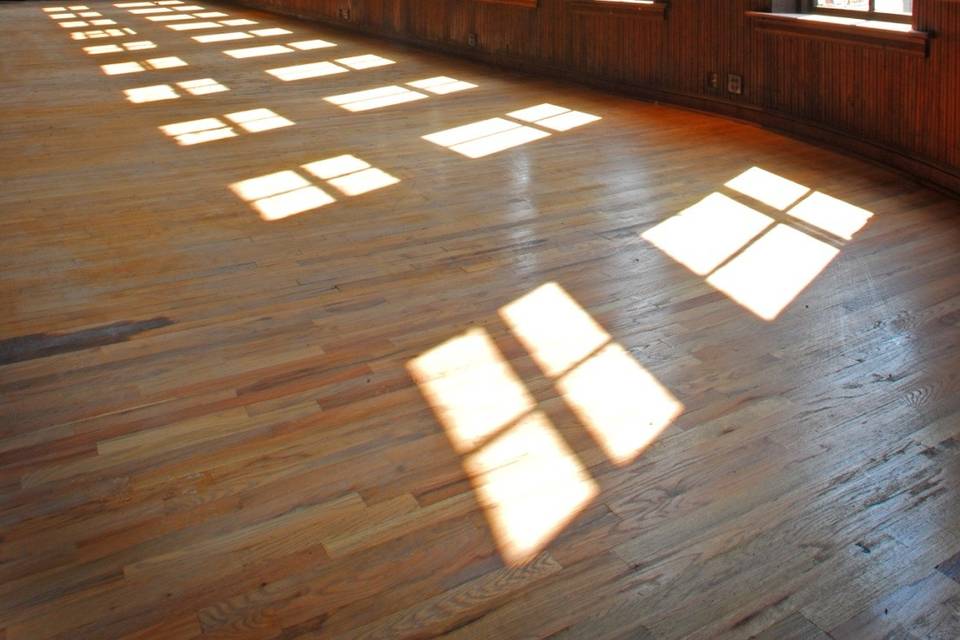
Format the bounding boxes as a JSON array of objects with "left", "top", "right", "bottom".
[
  {"left": 568, "top": 0, "right": 667, "bottom": 17},
  {"left": 476, "top": 0, "right": 539, "bottom": 8}
]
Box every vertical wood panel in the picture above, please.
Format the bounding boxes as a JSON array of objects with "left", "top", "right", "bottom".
[{"left": 230, "top": 0, "right": 960, "bottom": 193}]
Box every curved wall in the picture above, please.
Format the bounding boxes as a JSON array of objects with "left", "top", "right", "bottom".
[{"left": 231, "top": 0, "right": 960, "bottom": 195}]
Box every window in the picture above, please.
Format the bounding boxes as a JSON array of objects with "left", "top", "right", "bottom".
[
  {"left": 812, "top": 0, "right": 912, "bottom": 23},
  {"left": 752, "top": 1, "right": 927, "bottom": 56}
]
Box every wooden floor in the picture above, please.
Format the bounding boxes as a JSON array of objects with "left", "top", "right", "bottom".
[{"left": 3, "top": 1, "right": 960, "bottom": 638}]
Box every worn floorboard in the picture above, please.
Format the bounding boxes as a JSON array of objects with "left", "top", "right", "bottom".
[{"left": 1, "top": 1, "right": 960, "bottom": 638}]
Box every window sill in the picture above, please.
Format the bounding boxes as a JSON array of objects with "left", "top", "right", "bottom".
[
  {"left": 570, "top": 1, "right": 667, "bottom": 18},
  {"left": 746, "top": 11, "right": 929, "bottom": 57}
]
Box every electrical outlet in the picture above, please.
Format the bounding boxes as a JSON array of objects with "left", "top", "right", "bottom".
[
  {"left": 708, "top": 72, "right": 719, "bottom": 90},
  {"left": 467, "top": 32, "right": 478, "bottom": 48},
  {"left": 727, "top": 74, "right": 743, "bottom": 95}
]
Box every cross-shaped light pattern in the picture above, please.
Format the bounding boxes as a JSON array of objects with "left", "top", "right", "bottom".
[
  {"left": 409, "top": 283, "right": 682, "bottom": 565},
  {"left": 230, "top": 155, "right": 400, "bottom": 221},
  {"left": 423, "top": 103, "right": 600, "bottom": 158},
  {"left": 643, "top": 167, "right": 874, "bottom": 320},
  {"left": 324, "top": 76, "right": 477, "bottom": 112}
]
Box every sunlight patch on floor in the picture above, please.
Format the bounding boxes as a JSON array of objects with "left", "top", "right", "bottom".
[
  {"left": 84, "top": 40, "right": 155, "bottom": 54},
  {"left": 643, "top": 167, "right": 874, "bottom": 320},
  {"left": 71, "top": 27, "right": 137, "bottom": 40},
  {"left": 335, "top": 54, "right": 395, "bottom": 70},
  {"left": 230, "top": 155, "right": 399, "bottom": 221},
  {"left": 409, "top": 283, "right": 681, "bottom": 565},
  {"left": 424, "top": 104, "right": 600, "bottom": 158},
  {"left": 266, "top": 60, "right": 347, "bottom": 81},
  {"left": 325, "top": 77, "right": 476, "bottom": 113},
  {"left": 101, "top": 56, "right": 186, "bottom": 75},
  {"left": 160, "top": 108, "right": 292, "bottom": 145}
]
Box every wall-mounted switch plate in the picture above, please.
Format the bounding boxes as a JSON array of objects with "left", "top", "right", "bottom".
[{"left": 728, "top": 74, "right": 743, "bottom": 95}]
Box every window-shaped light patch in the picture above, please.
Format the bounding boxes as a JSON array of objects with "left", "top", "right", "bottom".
[
  {"left": 231, "top": 171, "right": 335, "bottom": 221},
  {"left": 784, "top": 191, "right": 873, "bottom": 241},
  {"left": 193, "top": 31, "right": 252, "bottom": 42},
  {"left": 61, "top": 21, "right": 91, "bottom": 28},
  {"left": 288, "top": 39, "right": 336, "bottom": 50},
  {"left": 407, "top": 328, "right": 598, "bottom": 566},
  {"left": 90, "top": 19, "right": 118, "bottom": 25},
  {"left": 115, "top": 2, "right": 154, "bottom": 6},
  {"left": 78, "top": 11, "right": 102, "bottom": 17},
  {"left": 557, "top": 343, "right": 682, "bottom": 465},
  {"left": 193, "top": 11, "right": 229, "bottom": 18},
  {"left": 71, "top": 27, "right": 137, "bottom": 39},
  {"left": 266, "top": 61, "right": 347, "bottom": 81},
  {"left": 324, "top": 77, "right": 473, "bottom": 112},
  {"left": 160, "top": 108, "right": 291, "bottom": 144},
  {"left": 129, "top": 7, "right": 172, "bottom": 14},
  {"left": 125, "top": 83, "right": 179, "bottom": 103},
  {"left": 408, "top": 329, "right": 536, "bottom": 453},
  {"left": 224, "top": 44, "right": 293, "bottom": 59},
  {"left": 160, "top": 117, "right": 236, "bottom": 145},
  {"left": 641, "top": 193, "right": 774, "bottom": 276},
  {"left": 324, "top": 85, "right": 428, "bottom": 113},
  {"left": 102, "top": 56, "right": 186, "bottom": 75},
  {"left": 725, "top": 166, "right": 811, "bottom": 211},
  {"left": 467, "top": 411, "right": 597, "bottom": 566},
  {"left": 221, "top": 18, "right": 257, "bottom": 26},
  {"left": 231, "top": 155, "right": 398, "bottom": 220},
  {"left": 423, "top": 118, "right": 550, "bottom": 159},
  {"left": 499, "top": 282, "right": 682, "bottom": 466},
  {"left": 167, "top": 21, "right": 223, "bottom": 30},
  {"left": 147, "top": 14, "right": 195, "bottom": 22},
  {"left": 194, "top": 27, "right": 294, "bottom": 43},
  {"left": 500, "top": 282, "right": 610, "bottom": 378},
  {"left": 251, "top": 28, "right": 294, "bottom": 37},
  {"left": 645, "top": 167, "right": 874, "bottom": 320},
  {"left": 707, "top": 224, "right": 840, "bottom": 321},
  {"left": 84, "top": 40, "right": 155, "bottom": 54},
  {"left": 178, "top": 77, "right": 228, "bottom": 94},
  {"left": 302, "top": 155, "right": 400, "bottom": 197},
  {"left": 335, "top": 54, "right": 395, "bottom": 70},
  {"left": 50, "top": 13, "right": 77, "bottom": 19},
  {"left": 507, "top": 103, "right": 601, "bottom": 132},
  {"left": 407, "top": 76, "right": 477, "bottom": 95},
  {"left": 43, "top": 7, "right": 69, "bottom": 12},
  {"left": 225, "top": 108, "right": 293, "bottom": 133}
]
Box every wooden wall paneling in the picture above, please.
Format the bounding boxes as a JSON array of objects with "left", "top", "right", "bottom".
[{"left": 228, "top": 0, "right": 960, "bottom": 195}]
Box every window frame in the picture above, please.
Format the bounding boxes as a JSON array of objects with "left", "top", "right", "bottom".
[
  {"left": 805, "top": 0, "right": 913, "bottom": 25},
  {"left": 568, "top": 0, "right": 668, "bottom": 17}
]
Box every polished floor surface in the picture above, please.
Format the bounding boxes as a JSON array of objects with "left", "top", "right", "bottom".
[{"left": 2, "top": 1, "right": 960, "bottom": 638}]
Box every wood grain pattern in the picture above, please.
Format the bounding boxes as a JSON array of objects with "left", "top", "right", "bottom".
[
  {"left": 229, "top": 0, "right": 960, "bottom": 195},
  {"left": 2, "top": 1, "right": 960, "bottom": 639}
]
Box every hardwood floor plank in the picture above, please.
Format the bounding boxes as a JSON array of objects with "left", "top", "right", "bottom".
[{"left": 1, "top": 0, "right": 959, "bottom": 638}]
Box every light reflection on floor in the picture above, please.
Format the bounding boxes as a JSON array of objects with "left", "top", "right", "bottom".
[
  {"left": 643, "top": 167, "right": 874, "bottom": 320},
  {"left": 230, "top": 155, "right": 400, "bottom": 220},
  {"left": 423, "top": 104, "right": 600, "bottom": 158},
  {"left": 409, "top": 283, "right": 682, "bottom": 565}
]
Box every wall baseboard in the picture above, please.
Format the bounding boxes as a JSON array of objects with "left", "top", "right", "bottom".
[{"left": 230, "top": 0, "right": 960, "bottom": 199}]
